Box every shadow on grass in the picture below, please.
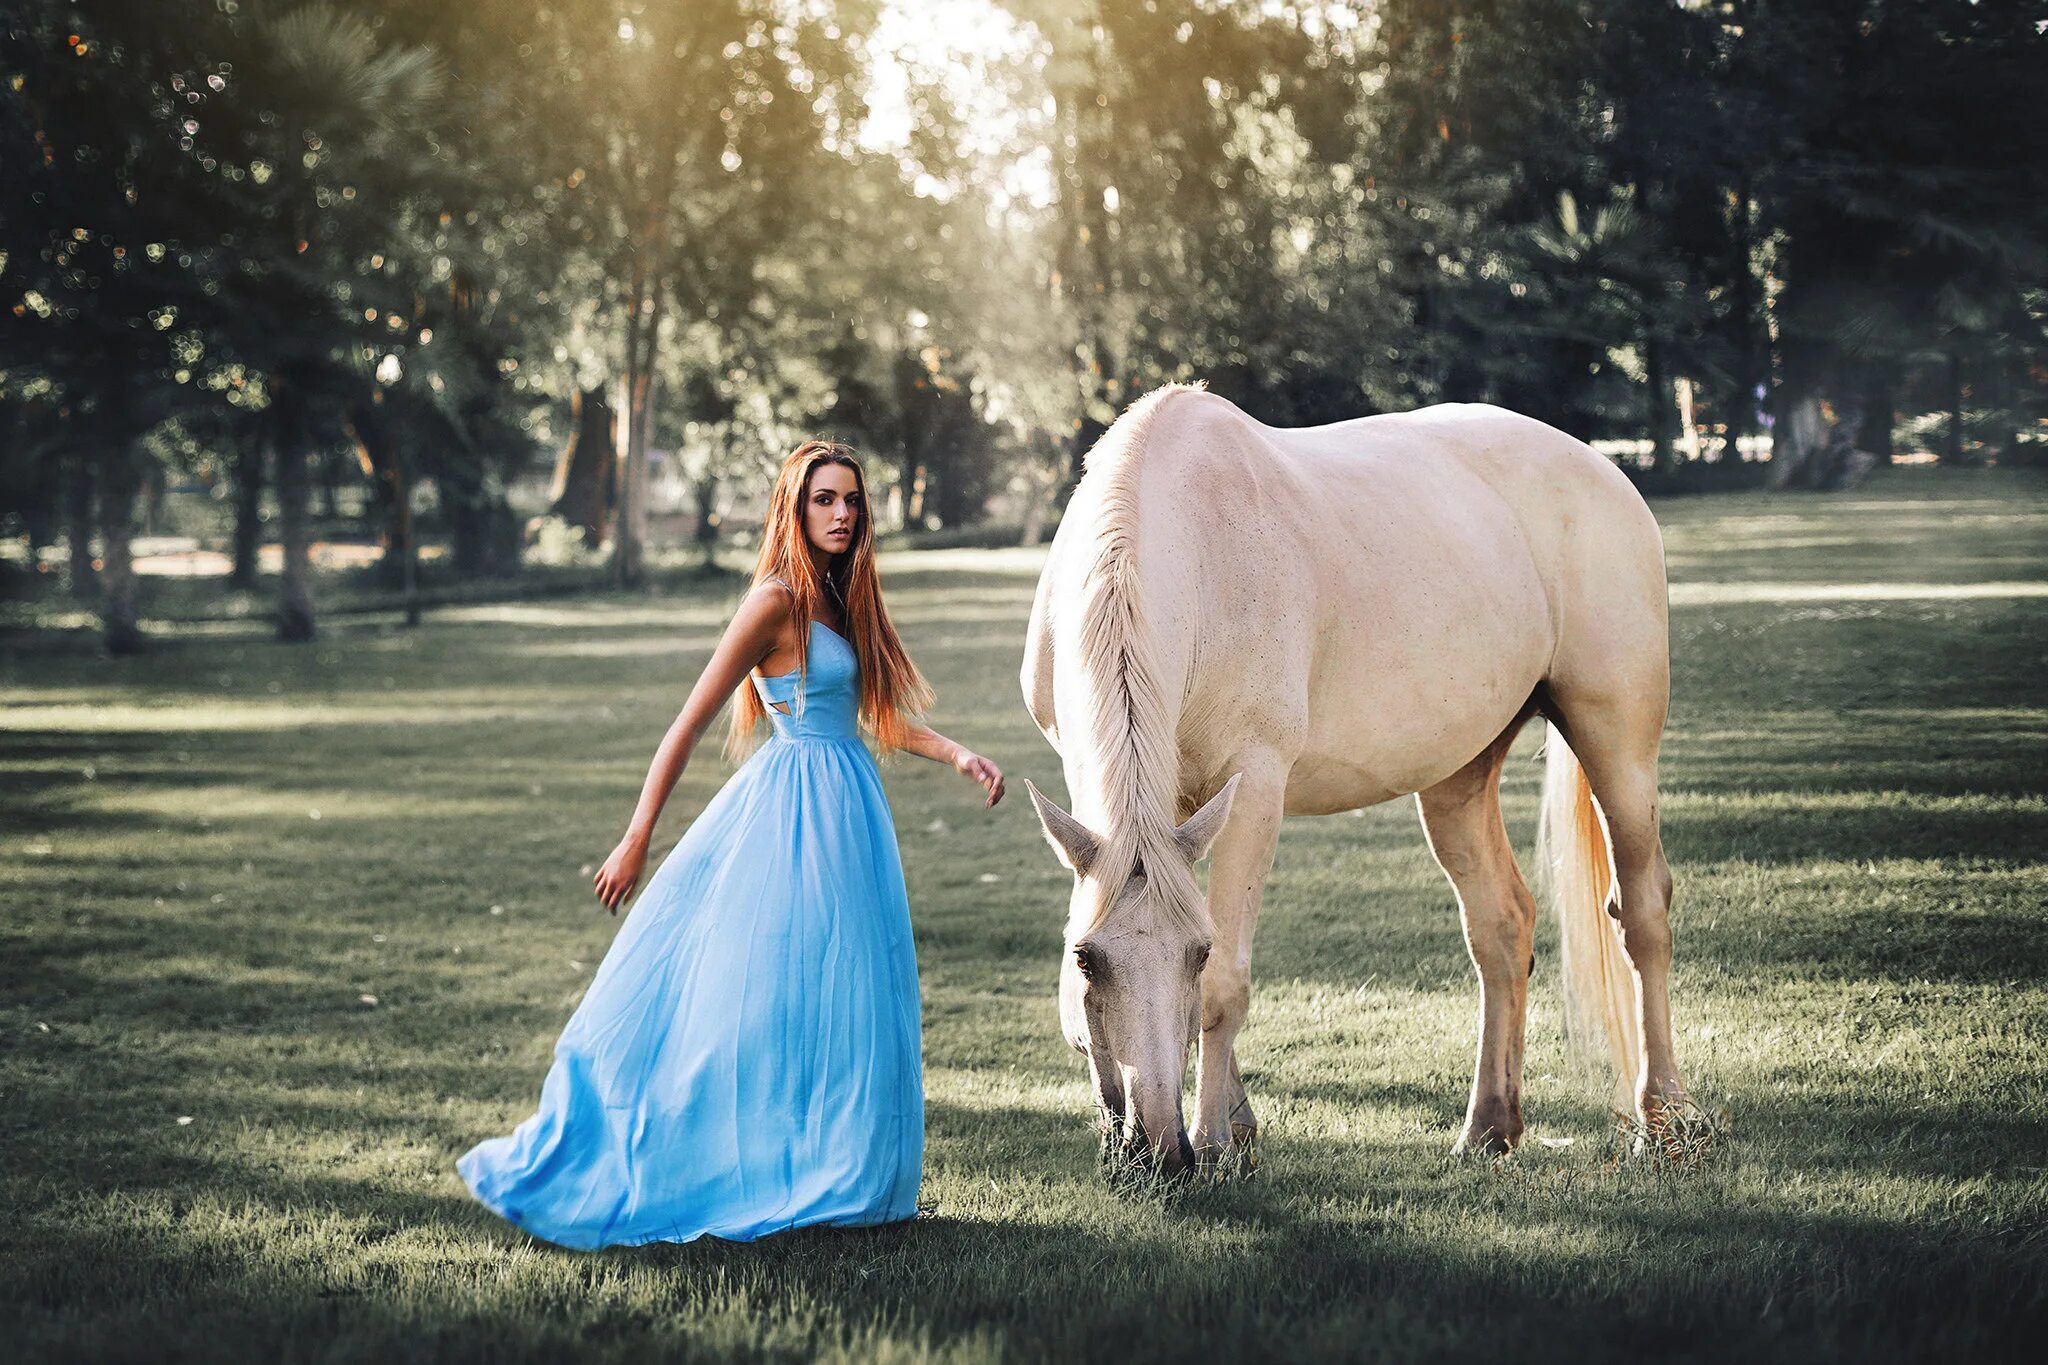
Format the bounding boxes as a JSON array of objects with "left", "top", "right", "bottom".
[
  {"left": 1686, "top": 897, "right": 2048, "bottom": 985},
  {"left": 10, "top": 1089, "right": 2042, "bottom": 1363},
  {"left": 1670, "top": 812, "right": 2047, "bottom": 866}
]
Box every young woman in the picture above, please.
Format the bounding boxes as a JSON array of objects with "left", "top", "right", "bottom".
[{"left": 458, "top": 440, "right": 1004, "bottom": 1250}]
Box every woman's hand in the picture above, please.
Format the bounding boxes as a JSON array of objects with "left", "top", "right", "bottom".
[
  {"left": 954, "top": 750, "right": 1006, "bottom": 808},
  {"left": 593, "top": 835, "right": 648, "bottom": 915}
]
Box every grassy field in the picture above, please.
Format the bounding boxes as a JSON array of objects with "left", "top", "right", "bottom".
[{"left": 4, "top": 467, "right": 2044, "bottom": 1362}]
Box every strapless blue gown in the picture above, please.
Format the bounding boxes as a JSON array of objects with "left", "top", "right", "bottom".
[{"left": 458, "top": 621, "right": 923, "bottom": 1248}]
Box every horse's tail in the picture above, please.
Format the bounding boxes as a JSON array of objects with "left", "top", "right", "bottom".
[{"left": 1536, "top": 722, "right": 1640, "bottom": 1109}]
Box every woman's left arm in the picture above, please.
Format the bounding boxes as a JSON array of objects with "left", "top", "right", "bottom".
[{"left": 900, "top": 724, "right": 1005, "bottom": 808}]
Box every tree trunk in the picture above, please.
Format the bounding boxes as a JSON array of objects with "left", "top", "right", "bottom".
[
  {"left": 1942, "top": 349, "right": 1969, "bottom": 465},
  {"left": 349, "top": 409, "right": 413, "bottom": 594},
  {"left": 139, "top": 460, "right": 166, "bottom": 538},
  {"left": 446, "top": 455, "right": 518, "bottom": 580},
  {"left": 691, "top": 469, "right": 720, "bottom": 569},
  {"left": 371, "top": 417, "right": 421, "bottom": 627},
  {"left": 612, "top": 313, "right": 661, "bottom": 588},
  {"left": 1858, "top": 364, "right": 1896, "bottom": 465},
  {"left": 318, "top": 443, "right": 342, "bottom": 521},
  {"left": 611, "top": 168, "right": 674, "bottom": 590},
  {"left": 1726, "top": 174, "right": 1762, "bottom": 455},
  {"left": 12, "top": 410, "right": 61, "bottom": 567},
  {"left": 22, "top": 459, "right": 57, "bottom": 567},
  {"left": 547, "top": 386, "right": 617, "bottom": 546},
  {"left": 65, "top": 447, "right": 97, "bottom": 600},
  {"left": 1644, "top": 333, "right": 1675, "bottom": 476},
  {"left": 96, "top": 437, "right": 143, "bottom": 654},
  {"left": 894, "top": 437, "right": 926, "bottom": 530},
  {"left": 612, "top": 418, "right": 639, "bottom": 584},
  {"left": 1050, "top": 58, "right": 1117, "bottom": 504},
  {"left": 397, "top": 471, "right": 420, "bottom": 627},
  {"left": 273, "top": 387, "right": 317, "bottom": 642},
  {"left": 230, "top": 443, "right": 265, "bottom": 589},
  {"left": 614, "top": 368, "right": 655, "bottom": 587},
  {"left": 1995, "top": 349, "right": 2021, "bottom": 462}
]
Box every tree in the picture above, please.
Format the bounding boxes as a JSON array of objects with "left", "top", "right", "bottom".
[
  {"left": 219, "top": 3, "right": 450, "bottom": 638},
  {"left": 1723, "top": 0, "right": 2047, "bottom": 478},
  {"left": 1, "top": 0, "right": 254, "bottom": 650},
  {"left": 506, "top": 1, "right": 872, "bottom": 587}
]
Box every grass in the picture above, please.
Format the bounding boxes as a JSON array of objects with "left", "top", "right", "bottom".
[{"left": 3, "top": 466, "right": 2045, "bottom": 1362}]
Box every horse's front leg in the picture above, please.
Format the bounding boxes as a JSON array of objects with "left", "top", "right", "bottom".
[{"left": 1192, "top": 761, "right": 1285, "bottom": 1170}]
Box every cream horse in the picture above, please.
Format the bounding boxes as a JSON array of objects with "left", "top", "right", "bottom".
[{"left": 1022, "top": 383, "right": 1689, "bottom": 1175}]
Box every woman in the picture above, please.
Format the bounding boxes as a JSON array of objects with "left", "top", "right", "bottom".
[{"left": 458, "top": 440, "right": 1004, "bottom": 1250}]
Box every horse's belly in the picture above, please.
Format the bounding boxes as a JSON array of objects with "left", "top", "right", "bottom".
[
  {"left": 1282, "top": 575, "right": 1550, "bottom": 814},
  {"left": 1283, "top": 677, "right": 1535, "bottom": 814},
  {"left": 1282, "top": 755, "right": 1413, "bottom": 814}
]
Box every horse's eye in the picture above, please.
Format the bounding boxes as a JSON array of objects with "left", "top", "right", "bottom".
[
  {"left": 1192, "top": 943, "right": 1212, "bottom": 972},
  {"left": 1073, "top": 943, "right": 1098, "bottom": 979}
]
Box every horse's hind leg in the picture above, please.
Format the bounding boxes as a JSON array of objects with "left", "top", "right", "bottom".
[
  {"left": 1549, "top": 687, "right": 1689, "bottom": 1123},
  {"left": 1418, "top": 723, "right": 1538, "bottom": 1155}
]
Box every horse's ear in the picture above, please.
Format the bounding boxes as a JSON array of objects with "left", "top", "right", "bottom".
[
  {"left": 1175, "top": 773, "right": 1242, "bottom": 864},
  {"left": 1026, "top": 779, "right": 1098, "bottom": 877}
]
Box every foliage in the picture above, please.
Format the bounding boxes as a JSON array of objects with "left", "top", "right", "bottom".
[{"left": 4, "top": 0, "right": 2045, "bottom": 618}]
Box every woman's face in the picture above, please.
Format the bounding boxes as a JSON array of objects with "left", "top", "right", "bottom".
[{"left": 802, "top": 462, "right": 862, "bottom": 558}]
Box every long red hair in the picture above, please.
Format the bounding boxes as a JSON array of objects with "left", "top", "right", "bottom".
[{"left": 725, "top": 441, "right": 934, "bottom": 761}]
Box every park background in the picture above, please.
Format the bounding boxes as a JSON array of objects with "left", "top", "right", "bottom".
[{"left": 3, "top": 1, "right": 2045, "bottom": 1361}]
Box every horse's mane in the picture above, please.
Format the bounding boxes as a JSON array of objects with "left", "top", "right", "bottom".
[{"left": 1068, "top": 381, "right": 1212, "bottom": 939}]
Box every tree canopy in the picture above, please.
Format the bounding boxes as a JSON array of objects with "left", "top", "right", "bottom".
[{"left": 4, "top": 1, "right": 2043, "bottom": 646}]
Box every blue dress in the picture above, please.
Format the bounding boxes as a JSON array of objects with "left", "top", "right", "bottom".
[{"left": 458, "top": 620, "right": 923, "bottom": 1249}]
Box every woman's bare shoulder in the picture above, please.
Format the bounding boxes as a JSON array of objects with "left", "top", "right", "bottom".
[{"left": 732, "top": 578, "right": 795, "bottom": 632}]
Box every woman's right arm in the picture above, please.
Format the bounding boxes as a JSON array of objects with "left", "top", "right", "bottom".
[{"left": 592, "top": 584, "right": 791, "bottom": 913}]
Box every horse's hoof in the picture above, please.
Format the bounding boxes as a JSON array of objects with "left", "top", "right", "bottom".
[
  {"left": 1452, "top": 1123, "right": 1521, "bottom": 1159},
  {"left": 1620, "top": 1095, "right": 1722, "bottom": 1166},
  {"left": 1193, "top": 1139, "right": 1260, "bottom": 1181}
]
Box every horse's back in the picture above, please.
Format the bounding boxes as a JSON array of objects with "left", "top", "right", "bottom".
[
  {"left": 1028, "top": 390, "right": 1667, "bottom": 807},
  {"left": 1335, "top": 403, "right": 1671, "bottom": 695},
  {"left": 1170, "top": 397, "right": 1665, "bottom": 640},
  {"left": 1278, "top": 402, "right": 1652, "bottom": 533},
  {"left": 1150, "top": 395, "right": 1663, "bottom": 804}
]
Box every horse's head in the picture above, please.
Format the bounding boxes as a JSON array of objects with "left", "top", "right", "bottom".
[{"left": 1025, "top": 774, "right": 1240, "bottom": 1180}]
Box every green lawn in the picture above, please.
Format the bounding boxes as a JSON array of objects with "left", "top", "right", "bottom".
[{"left": 4, "top": 467, "right": 2044, "bottom": 1362}]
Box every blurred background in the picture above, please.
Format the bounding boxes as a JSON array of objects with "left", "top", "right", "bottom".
[{"left": 3, "top": 0, "right": 2043, "bottom": 650}]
